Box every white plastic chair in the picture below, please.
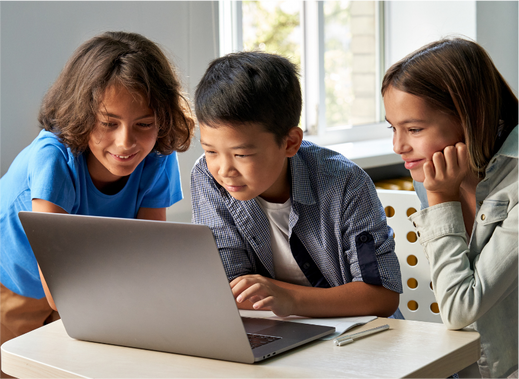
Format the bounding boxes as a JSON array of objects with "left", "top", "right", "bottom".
[{"left": 376, "top": 189, "right": 442, "bottom": 323}]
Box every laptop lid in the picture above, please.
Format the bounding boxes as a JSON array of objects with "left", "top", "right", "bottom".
[{"left": 19, "top": 212, "right": 334, "bottom": 363}]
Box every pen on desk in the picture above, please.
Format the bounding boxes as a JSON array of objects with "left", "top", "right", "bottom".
[{"left": 333, "top": 324, "right": 390, "bottom": 347}]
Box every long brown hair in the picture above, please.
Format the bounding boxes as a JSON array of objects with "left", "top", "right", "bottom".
[
  {"left": 38, "top": 31, "right": 195, "bottom": 155},
  {"left": 382, "top": 37, "right": 518, "bottom": 175}
]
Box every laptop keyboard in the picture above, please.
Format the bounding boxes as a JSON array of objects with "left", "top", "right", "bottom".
[{"left": 247, "top": 333, "right": 282, "bottom": 349}]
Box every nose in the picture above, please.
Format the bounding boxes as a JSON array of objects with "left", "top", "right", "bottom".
[
  {"left": 393, "top": 132, "right": 411, "bottom": 155},
  {"left": 116, "top": 124, "right": 137, "bottom": 150},
  {"left": 218, "top": 156, "right": 237, "bottom": 178}
]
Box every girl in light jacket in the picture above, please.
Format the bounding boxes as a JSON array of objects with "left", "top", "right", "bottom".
[{"left": 382, "top": 37, "right": 517, "bottom": 378}]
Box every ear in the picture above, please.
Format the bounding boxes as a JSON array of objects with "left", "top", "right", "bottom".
[{"left": 285, "top": 126, "right": 303, "bottom": 158}]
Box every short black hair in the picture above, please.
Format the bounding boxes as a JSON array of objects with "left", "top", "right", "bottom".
[{"left": 194, "top": 51, "right": 302, "bottom": 145}]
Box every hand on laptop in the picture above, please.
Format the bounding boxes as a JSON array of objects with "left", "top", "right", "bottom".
[
  {"left": 231, "top": 275, "right": 295, "bottom": 317},
  {"left": 231, "top": 274, "right": 399, "bottom": 318}
]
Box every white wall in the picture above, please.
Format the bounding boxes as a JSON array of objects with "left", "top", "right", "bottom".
[
  {"left": 385, "top": 1, "right": 518, "bottom": 94},
  {"left": 385, "top": 1, "right": 477, "bottom": 67},
  {"left": 0, "top": 1, "right": 218, "bottom": 222},
  {"left": 476, "top": 1, "right": 518, "bottom": 95}
]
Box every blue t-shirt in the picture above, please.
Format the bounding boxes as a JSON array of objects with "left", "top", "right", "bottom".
[{"left": 0, "top": 130, "right": 183, "bottom": 298}]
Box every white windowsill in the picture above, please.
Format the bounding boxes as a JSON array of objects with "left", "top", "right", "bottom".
[
  {"left": 303, "top": 122, "right": 400, "bottom": 170},
  {"left": 325, "top": 138, "right": 401, "bottom": 169}
]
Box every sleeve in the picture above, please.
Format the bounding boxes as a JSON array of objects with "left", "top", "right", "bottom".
[
  {"left": 190, "top": 158, "right": 255, "bottom": 280},
  {"left": 409, "top": 200, "right": 518, "bottom": 329},
  {"left": 341, "top": 167, "right": 402, "bottom": 294},
  {"left": 27, "top": 143, "right": 77, "bottom": 213},
  {"left": 139, "top": 152, "right": 183, "bottom": 209},
  {"left": 413, "top": 181, "right": 429, "bottom": 209}
]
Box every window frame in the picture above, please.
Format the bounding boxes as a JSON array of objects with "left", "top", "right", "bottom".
[{"left": 218, "top": 0, "right": 392, "bottom": 147}]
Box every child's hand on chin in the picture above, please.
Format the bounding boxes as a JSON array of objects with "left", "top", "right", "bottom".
[{"left": 423, "top": 142, "right": 469, "bottom": 206}]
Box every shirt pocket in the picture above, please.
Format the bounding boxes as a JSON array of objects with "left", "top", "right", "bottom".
[{"left": 476, "top": 200, "right": 509, "bottom": 226}]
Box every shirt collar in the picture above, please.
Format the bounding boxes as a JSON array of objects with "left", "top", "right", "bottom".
[
  {"left": 289, "top": 151, "right": 317, "bottom": 206},
  {"left": 496, "top": 125, "right": 518, "bottom": 159}
]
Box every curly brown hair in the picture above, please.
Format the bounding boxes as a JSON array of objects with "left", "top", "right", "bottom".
[{"left": 38, "top": 31, "right": 195, "bottom": 155}]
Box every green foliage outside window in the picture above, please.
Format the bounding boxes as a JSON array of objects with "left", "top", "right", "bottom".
[
  {"left": 324, "top": 1, "right": 352, "bottom": 128},
  {"left": 242, "top": 1, "right": 301, "bottom": 67}
]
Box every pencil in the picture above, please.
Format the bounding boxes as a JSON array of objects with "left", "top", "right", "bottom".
[{"left": 333, "top": 324, "right": 390, "bottom": 346}]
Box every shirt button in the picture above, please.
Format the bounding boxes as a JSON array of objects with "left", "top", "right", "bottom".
[
  {"left": 481, "top": 214, "right": 486, "bottom": 221},
  {"left": 360, "top": 235, "right": 368, "bottom": 243},
  {"left": 303, "top": 262, "right": 311, "bottom": 270}
]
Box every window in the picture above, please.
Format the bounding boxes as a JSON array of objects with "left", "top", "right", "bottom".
[{"left": 219, "top": 1, "right": 391, "bottom": 146}]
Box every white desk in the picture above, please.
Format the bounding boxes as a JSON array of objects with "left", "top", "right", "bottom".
[{"left": 2, "top": 317, "right": 480, "bottom": 378}]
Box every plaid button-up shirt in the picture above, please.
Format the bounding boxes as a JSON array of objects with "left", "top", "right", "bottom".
[{"left": 191, "top": 141, "right": 402, "bottom": 294}]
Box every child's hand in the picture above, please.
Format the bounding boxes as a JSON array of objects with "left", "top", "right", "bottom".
[
  {"left": 230, "top": 275, "right": 295, "bottom": 317},
  {"left": 423, "top": 142, "right": 469, "bottom": 206}
]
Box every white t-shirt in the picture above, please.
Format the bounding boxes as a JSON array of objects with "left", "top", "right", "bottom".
[{"left": 255, "top": 197, "right": 311, "bottom": 287}]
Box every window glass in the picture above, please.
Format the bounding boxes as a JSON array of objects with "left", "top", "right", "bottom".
[
  {"left": 226, "top": 0, "right": 382, "bottom": 143},
  {"left": 242, "top": 1, "right": 302, "bottom": 67},
  {"left": 324, "top": 1, "right": 378, "bottom": 129}
]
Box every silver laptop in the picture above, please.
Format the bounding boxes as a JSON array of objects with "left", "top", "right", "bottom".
[{"left": 19, "top": 211, "right": 334, "bottom": 363}]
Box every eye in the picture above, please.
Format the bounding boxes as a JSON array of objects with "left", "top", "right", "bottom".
[
  {"left": 409, "top": 128, "right": 423, "bottom": 134},
  {"left": 100, "top": 121, "right": 117, "bottom": 128},
  {"left": 137, "top": 122, "right": 154, "bottom": 128},
  {"left": 235, "top": 154, "right": 250, "bottom": 158},
  {"left": 387, "top": 125, "right": 395, "bottom": 132}
]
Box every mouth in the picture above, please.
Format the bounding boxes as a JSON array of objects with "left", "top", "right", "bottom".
[
  {"left": 111, "top": 152, "right": 138, "bottom": 161},
  {"left": 403, "top": 158, "right": 424, "bottom": 170},
  {"left": 223, "top": 184, "right": 246, "bottom": 192}
]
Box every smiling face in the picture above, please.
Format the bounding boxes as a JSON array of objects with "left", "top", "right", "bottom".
[
  {"left": 384, "top": 86, "right": 464, "bottom": 183},
  {"left": 200, "top": 123, "right": 301, "bottom": 203},
  {"left": 87, "top": 85, "right": 158, "bottom": 190}
]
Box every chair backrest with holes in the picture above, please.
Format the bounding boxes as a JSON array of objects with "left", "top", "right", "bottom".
[{"left": 376, "top": 189, "right": 442, "bottom": 323}]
